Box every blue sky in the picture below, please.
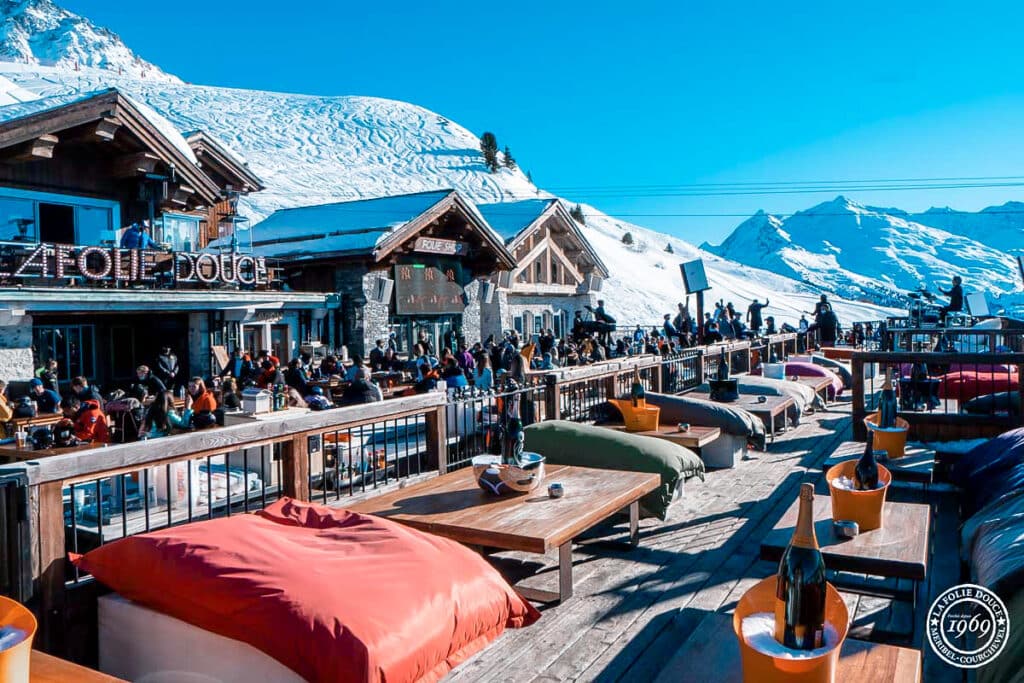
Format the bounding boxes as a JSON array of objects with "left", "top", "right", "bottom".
[{"left": 66, "top": 0, "right": 1024, "bottom": 243}]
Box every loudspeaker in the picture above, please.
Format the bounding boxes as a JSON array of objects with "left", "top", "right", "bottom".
[
  {"left": 586, "top": 274, "right": 603, "bottom": 292},
  {"left": 480, "top": 281, "right": 495, "bottom": 304},
  {"left": 496, "top": 271, "right": 512, "bottom": 288},
  {"left": 370, "top": 276, "right": 393, "bottom": 304}
]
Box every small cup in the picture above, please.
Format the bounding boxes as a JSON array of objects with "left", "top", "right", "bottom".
[
  {"left": 677, "top": 423, "right": 690, "bottom": 433},
  {"left": 548, "top": 483, "right": 564, "bottom": 498},
  {"left": 14, "top": 431, "right": 27, "bottom": 448}
]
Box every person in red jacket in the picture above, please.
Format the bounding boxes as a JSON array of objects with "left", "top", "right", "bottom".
[{"left": 61, "top": 396, "right": 110, "bottom": 443}]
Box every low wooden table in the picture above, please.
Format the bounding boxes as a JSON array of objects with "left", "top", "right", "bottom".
[
  {"left": 603, "top": 424, "right": 721, "bottom": 450},
  {"left": 795, "top": 375, "right": 834, "bottom": 406},
  {"left": 823, "top": 441, "right": 935, "bottom": 485},
  {"left": 737, "top": 395, "right": 793, "bottom": 443},
  {"left": 350, "top": 464, "right": 661, "bottom": 603},
  {"left": 31, "top": 650, "right": 126, "bottom": 682},
  {"left": 760, "top": 496, "right": 930, "bottom": 581},
  {"left": 0, "top": 441, "right": 97, "bottom": 463},
  {"left": 656, "top": 611, "right": 921, "bottom": 682}
]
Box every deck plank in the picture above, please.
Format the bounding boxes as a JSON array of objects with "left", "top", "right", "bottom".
[{"left": 447, "top": 400, "right": 959, "bottom": 682}]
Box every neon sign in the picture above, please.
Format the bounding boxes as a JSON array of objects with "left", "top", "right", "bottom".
[{"left": 0, "top": 243, "right": 271, "bottom": 286}]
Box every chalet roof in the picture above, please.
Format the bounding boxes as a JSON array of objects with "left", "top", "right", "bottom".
[
  {"left": 0, "top": 87, "right": 220, "bottom": 206},
  {"left": 476, "top": 198, "right": 610, "bottom": 278},
  {"left": 184, "top": 130, "right": 265, "bottom": 193},
  {"left": 476, "top": 199, "right": 557, "bottom": 241},
  {"left": 247, "top": 190, "right": 515, "bottom": 268}
]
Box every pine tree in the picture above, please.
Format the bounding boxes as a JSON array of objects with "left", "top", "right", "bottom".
[
  {"left": 622, "top": 232, "right": 634, "bottom": 245},
  {"left": 503, "top": 145, "right": 516, "bottom": 170},
  {"left": 665, "top": 243, "right": 674, "bottom": 253},
  {"left": 480, "top": 132, "right": 499, "bottom": 173},
  {"left": 569, "top": 204, "right": 586, "bottom": 225}
]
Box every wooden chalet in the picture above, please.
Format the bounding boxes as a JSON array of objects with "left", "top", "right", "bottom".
[
  {"left": 477, "top": 198, "right": 610, "bottom": 339},
  {"left": 247, "top": 189, "right": 516, "bottom": 357},
  {"left": 0, "top": 87, "right": 331, "bottom": 389}
]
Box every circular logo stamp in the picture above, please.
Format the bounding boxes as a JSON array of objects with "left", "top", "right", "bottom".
[{"left": 927, "top": 584, "right": 1010, "bottom": 669}]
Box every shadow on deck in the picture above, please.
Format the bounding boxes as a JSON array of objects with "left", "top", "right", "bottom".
[{"left": 449, "top": 399, "right": 963, "bottom": 683}]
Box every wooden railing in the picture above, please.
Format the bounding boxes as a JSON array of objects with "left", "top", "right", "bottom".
[{"left": 850, "top": 350, "right": 1024, "bottom": 441}]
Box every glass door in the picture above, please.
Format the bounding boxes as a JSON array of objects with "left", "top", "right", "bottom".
[{"left": 33, "top": 325, "right": 95, "bottom": 389}]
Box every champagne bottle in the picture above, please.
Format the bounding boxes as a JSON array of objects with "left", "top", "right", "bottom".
[
  {"left": 854, "top": 432, "right": 879, "bottom": 490},
  {"left": 775, "top": 483, "right": 827, "bottom": 650},
  {"left": 878, "top": 368, "right": 897, "bottom": 429},
  {"left": 717, "top": 348, "right": 730, "bottom": 381},
  {"left": 501, "top": 390, "right": 524, "bottom": 467},
  {"left": 631, "top": 367, "right": 646, "bottom": 408}
]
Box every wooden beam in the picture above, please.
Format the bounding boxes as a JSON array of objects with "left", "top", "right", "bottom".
[
  {"left": 3, "top": 134, "right": 59, "bottom": 162},
  {"left": 111, "top": 151, "right": 160, "bottom": 178},
  {"left": 93, "top": 116, "right": 121, "bottom": 142}
]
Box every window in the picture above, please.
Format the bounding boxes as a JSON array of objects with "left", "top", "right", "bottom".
[
  {"left": 521, "top": 311, "right": 533, "bottom": 337},
  {"left": 0, "top": 196, "right": 35, "bottom": 241},
  {"left": 534, "top": 260, "right": 543, "bottom": 283},
  {"left": 33, "top": 325, "right": 96, "bottom": 388},
  {"left": 551, "top": 261, "right": 559, "bottom": 285},
  {"left": 159, "top": 214, "right": 202, "bottom": 251},
  {"left": 0, "top": 188, "right": 118, "bottom": 245}
]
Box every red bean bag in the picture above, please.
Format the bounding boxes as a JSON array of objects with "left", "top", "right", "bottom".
[
  {"left": 72, "top": 497, "right": 539, "bottom": 683},
  {"left": 937, "top": 371, "right": 1020, "bottom": 402}
]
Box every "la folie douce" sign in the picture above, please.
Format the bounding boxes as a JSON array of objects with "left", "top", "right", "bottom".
[{"left": 0, "top": 243, "right": 271, "bottom": 286}]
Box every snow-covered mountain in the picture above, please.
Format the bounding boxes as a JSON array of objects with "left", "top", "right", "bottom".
[
  {"left": 910, "top": 202, "right": 1024, "bottom": 256},
  {"left": 705, "top": 197, "right": 1023, "bottom": 311},
  {"left": 0, "top": 1, "right": 905, "bottom": 326},
  {"left": 0, "top": 0, "right": 177, "bottom": 82}
]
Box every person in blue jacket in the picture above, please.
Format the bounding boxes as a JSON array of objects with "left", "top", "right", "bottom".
[
  {"left": 120, "top": 222, "right": 160, "bottom": 250},
  {"left": 29, "top": 378, "right": 61, "bottom": 414}
]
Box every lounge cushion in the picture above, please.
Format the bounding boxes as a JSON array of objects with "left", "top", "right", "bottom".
[
  {"left": 938, "top": 371, "right": 1020, "bottom": 402},
  {"left": 807, "top": 355, "right": 853, "bottom": 389},
  {"left": 740, "top": 372, "right": 823, "bottom": 413},
  {"left": 645, "top": 392, "right": 767, "bottom": 451},
  {"left": 963, "top": 391, "right": 1021, "bottom": 416},
  {"left": 782, "top": 362, "right": 843, "bottom": 399},
  {"left": 73, "top": 497, "right": 539, "bottom": 683},
  {"left": 951, "top": 428, "right": 1024, "bottom": 517},
  {"left": 524, "top": 420, "right": 704, "bottom": 520}
]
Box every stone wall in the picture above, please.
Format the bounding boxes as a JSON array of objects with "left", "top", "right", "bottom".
[
  {"left": 187, "top": 312, "right": 209, "bottom": 380},
  {"left": 461, "top": 279, "right": 482, "bottom": 347},
  {"left": 0, "top": 316, "right": 34, "bottom": 380}
]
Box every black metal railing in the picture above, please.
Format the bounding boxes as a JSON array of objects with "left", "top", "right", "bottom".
[
  {"left": 658, "top": 349, "right": 704, "bottom": 394},
  {"left": 444, "top": 382, "right": 550, "bottom": 471}
]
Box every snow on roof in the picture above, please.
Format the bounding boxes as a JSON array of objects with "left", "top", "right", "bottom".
[
  {"left": 0, "top": 85, "right": 198, "bottom": 165},
  {"left": 0, "top": 74, "right": 40, "bottom": 106},
  {"left": 0, "top": 87, "right": 102, "bottom": 125},
  {"left": 247, "top": 189, "right": 454, "bottom": 258},
  {"left": 476, "top": 199, "right": 556, "bottom": 242}
]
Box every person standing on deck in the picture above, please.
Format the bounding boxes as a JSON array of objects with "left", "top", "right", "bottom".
[
  {"left": 938, "top": 276, "right": 964, "bottom": 324},
  {"left": 155, "top": 347, "right": 179, "bottom": 391},
  {"left": 746, "top": 298, "right": 769, "bottom": 335}
]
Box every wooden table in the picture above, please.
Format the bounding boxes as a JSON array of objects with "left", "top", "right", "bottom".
[
  {"left": 823, "top": 441, "right": 935, "bottom": 485},
  {"left": 603, "top": 424, "right": 721, "bottom": 450},
  {"left": 7, "top": 413, "right": 63, "bottom": 435},
  {"left": 796, "top": 375, "right": 834, "bottom": 406},
  {"left": 350, "top": 464, "right": 661, "bottom": 603},
  {"left": 737, "top": 395, "right": 793, "bottom": 443},
  {"left": 0, "top": 441, "right": 97, "bottom": 463},
  {"left": 760, "top": 495, "right": 930, "bottom": 581},
  {"left": 658, "top": 611, "right": 921, "bottom": 682},
  {"left": 31, "top": 650, "right": 126, "bottom": 682}
]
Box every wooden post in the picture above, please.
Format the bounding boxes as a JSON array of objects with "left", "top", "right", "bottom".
[
  {"left": 282, "top": 434, "right": 310, "bottom": 501},
  {"left": 425, "top": 404, "right": 448, "bottom": 474},
  {"left": 649, "top": 358, "right": 663, "bottom": 394},
  {"left": 1018, "top": 363, "right": 1024, "bottom": 424},
  {"left": 851, "top": 353, "right": 866, "bottom": 441},
  {"left": 36, "top": 481, "right": 67, "bottom": 656},
  {"left": 696, "top": 291, "right": 705, "bottom": 345}
]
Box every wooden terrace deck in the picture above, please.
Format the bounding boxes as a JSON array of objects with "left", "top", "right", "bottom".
[{"left": 447, "top": 399, "right": 961, "bottom": 682}]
